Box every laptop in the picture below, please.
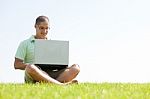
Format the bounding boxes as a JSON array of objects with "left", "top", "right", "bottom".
[{"left": 34, "top": 39, "right": 69, "bottom": 69}]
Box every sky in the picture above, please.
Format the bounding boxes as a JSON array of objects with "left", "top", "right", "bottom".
[{"left": 1, "top": 0, "right": 150, "bottom": 83}]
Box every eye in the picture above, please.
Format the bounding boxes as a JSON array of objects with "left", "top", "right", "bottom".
[
  {"left": 45, "top": 27, "right": 49, "bottom": 30},
  {"left": 38, "top": 26, "right": 50, "bottom": 30},
  {"left": 39, "top": 27, "right": 44, "bottom": 30}
]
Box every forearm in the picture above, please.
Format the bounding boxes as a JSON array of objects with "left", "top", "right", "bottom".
[
  {"left": 14, "top": 58, "right": 29, "bottom": 70},
  {"left": 14, "top": 62, "right": 28, "bottom": 70}
]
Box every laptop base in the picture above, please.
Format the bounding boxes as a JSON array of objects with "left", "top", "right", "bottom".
[{"left": 35, "top": 64, "right": 68, "bottom": 70}]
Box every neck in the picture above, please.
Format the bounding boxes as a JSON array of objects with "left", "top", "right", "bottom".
[{"left": 34, "top": 35, "right": 47, "bottom": 39}]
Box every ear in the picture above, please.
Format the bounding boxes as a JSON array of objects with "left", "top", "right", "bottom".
[{"left": 34, "top": 24, "right": 37, "bottom": 28}]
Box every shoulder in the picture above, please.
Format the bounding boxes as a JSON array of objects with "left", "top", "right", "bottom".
[
  {"left": 17, "top": 37, "right": 33, "bottom": 49},
  {"left": 19, "top": 39, "right": 29, "bottom": 46},
  {"left": 19, "top": 35, "right": 34, "bottom": 45}
]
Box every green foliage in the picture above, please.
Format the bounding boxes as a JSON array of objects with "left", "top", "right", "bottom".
[{"left": 0, "top": 83, "right": 150, "bottom": 99}]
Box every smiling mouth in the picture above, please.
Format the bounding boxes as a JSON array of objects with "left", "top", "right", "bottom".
[{"left": 41, "top": 32, "right": 47, "bottom": 35}]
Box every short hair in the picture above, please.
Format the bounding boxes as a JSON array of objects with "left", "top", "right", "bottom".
[{"left": 35, "top": 16, "right": 49, "bottom": 25}]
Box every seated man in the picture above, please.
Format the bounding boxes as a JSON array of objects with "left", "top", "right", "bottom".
[{"left": 14, "top": 15, "right": 80, "bottom": 85}]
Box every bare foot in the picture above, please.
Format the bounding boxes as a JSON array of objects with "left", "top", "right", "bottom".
[
  {"left": 71, "top": 80, "right": 78, "bottom": 84},
  {"left": 64, "top": 80, "right": 78, "bottom": 85}
]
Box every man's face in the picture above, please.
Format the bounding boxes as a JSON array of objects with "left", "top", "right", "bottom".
[{"left": 35, "top": 20, "right": 50, "bottom": 39}]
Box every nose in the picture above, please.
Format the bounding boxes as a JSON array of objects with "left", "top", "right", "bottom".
[
  {"left": 42, "top": 29, "right": 48, "bottom": 34},
  {"left": 44, "top": 29, "right": 48, "bottom": 33}
]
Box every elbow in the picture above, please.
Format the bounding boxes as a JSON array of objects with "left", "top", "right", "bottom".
[
  {"left": 14, "top": 61, "right": 21, "bottom": 69},
  {"left": 14, "top": 62, "right": 18, "bottom": 69},
  {"left": 14, "top": 58, "right": 24, "bottom": 70}
]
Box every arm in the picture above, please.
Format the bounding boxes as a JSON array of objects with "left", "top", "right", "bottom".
[
  {"left": 14, "top": 58, "right": 28, "bottom": 70},
  {"left": 14, "top": 40, "right": 27, "bottom": 70}
]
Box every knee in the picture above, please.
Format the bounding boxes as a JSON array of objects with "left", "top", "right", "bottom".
[
  {"left": 70, "top": 64, "right": 80, "bottom": 74},
  {"left": 25, "top": 64, "right": 37, "bottom": 75}
]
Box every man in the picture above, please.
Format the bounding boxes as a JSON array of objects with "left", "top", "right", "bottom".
[{"left": 14, "top": 16, "right": 80, "bottom": 85}]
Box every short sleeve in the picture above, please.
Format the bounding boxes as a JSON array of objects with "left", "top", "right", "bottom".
[{"left": 15, "top": 41, "right": 27, "bottom": 61}]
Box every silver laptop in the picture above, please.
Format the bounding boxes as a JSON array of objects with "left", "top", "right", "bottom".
[{"left": 34, "top": 39, "right": 69, "bottom": 66}]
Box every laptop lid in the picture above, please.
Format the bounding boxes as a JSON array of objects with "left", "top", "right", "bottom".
[{"left": 34, "top": 39, "right": 69, "bottom": 65}]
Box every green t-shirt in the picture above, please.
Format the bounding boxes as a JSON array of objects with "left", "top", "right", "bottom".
[{"left": 15, "top": 35, "right": 35, "bottom": 64}]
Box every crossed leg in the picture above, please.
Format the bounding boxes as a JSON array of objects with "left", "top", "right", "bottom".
[
  {"left": 25, "top": 64, "right": 80, "bottom": 85},
  {"left": 56, "top": 64, "right": 80, "bottom": 83}
]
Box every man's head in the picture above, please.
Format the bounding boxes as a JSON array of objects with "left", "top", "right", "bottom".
[{"left": 35, "top": 16, "right": 50, "bottom": 39}]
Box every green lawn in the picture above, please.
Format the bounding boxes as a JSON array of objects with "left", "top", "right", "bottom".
[{"left": 0, "top": 83, "right": 150, "bottom": 99}]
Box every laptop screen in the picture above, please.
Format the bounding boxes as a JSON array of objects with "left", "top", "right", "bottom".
[{"left": 34, "top": 39, "right": 69, "bottom": 66}]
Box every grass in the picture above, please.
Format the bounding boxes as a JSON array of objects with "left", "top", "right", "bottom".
[{"left": 0, "top": 83, "right": 150, "bottom": 99}]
